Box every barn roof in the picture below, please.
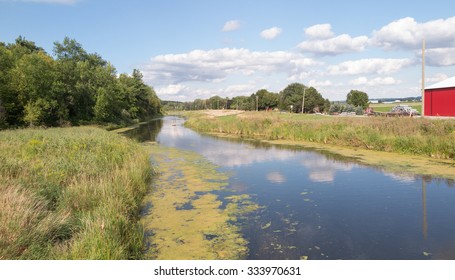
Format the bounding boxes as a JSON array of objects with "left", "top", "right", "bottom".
[{"left": 425, "top": 76, "right": 455, "bottom": 90}]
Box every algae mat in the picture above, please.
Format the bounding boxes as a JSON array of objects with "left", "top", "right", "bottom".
[{"left": 142, "top": 145, "right": 259, "bottom": 259}]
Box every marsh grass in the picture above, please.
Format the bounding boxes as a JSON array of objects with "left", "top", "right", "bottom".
[
  {"left": 184, "top": 111, "right": 455, "bottom": 160},
  {"left": 0, "top": 126, "right": 152, "bottom": 259}
]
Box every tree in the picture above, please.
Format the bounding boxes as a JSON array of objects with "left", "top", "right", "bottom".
[
  {"left": 0, "top": 37, "right": 162, "bottom": 128},
  {"left": 279, "top": 83, "right": 326, "bottom": 113},
  {"left": 10, "top": 51, "right": 58, "bottom": 126},
  {"left": 279, "top": 83, "right": 306, "bottom": 112},
  {"left": 302, "top": 87, "right": 325, "bottom": 113},
  {"left": 346, "top": 90, "right": 369, "bottom": 109},
  {"left": 253, "top": 89, "right": 279, "bottom": 110}
]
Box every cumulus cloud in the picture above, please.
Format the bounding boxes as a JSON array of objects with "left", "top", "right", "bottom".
[
  {"left": 308, "top": 79, "right": 332, "bottom": 87},
  {"left": 299, "top": 34, "right": 369, "bottom": 56},
  {"left": 425, "top": 48, "right": 455, "bottom": 66},
  {"left": 349, "top": 76, "right": 402, "bottom": 86},
  {"left": 140, "top": 48, "right": 320, "bottom": 85},
  {"left": 426, "top": 73, "right": 448, "bottom": 83},
  {"left": 299, "top": 23, "right": 368, "bottom": 55},
  {"left": 156, "top": 84, "right": 188, "bottom": 96},
  {"left": 304, "top": 23, "right": 334, "bottom": 39},
  {"left": 328, "top": 58, "right": 414, "bottom": 75},
  {"left": 260, "top": 27, "right": 282, "bottom": 40},
  {"left": 372, "top": 16, "right": 455, "bottom": 50},
  {"left": 222, "top": 20, "right": 241, "bottom": 32}
]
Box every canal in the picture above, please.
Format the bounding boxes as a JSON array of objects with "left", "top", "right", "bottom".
[{"left": 126, "top": 116, "right": 455, "bottom": 260}]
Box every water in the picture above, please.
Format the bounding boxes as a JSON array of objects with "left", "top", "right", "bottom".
[{"left": 126, "top": 116, "right": 455, "bottom": 260}]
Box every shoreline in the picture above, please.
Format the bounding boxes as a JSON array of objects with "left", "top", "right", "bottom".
[{"left": 177, "top": 110, "right": 455, "bottom": 181}]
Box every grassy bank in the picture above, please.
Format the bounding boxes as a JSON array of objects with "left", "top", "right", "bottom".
[
  {"left": 183, "top": 111, "right": 455, "bottom": 160},
  {"left": 0, "top": 126, "right": 152, "bottom": 259}
]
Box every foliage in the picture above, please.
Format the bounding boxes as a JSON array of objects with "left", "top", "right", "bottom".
[
  {"left": 253, "top": 89, "right": 279, "bottom": 110},
  {"left": 0, "top": 37, "right": 162, "bottom": 129},
  {"left": 347, "top": 90, "right": 369, "bottom": 109},
  {"left": 279, "top": 83, "right": 327, "bottom": 113}
]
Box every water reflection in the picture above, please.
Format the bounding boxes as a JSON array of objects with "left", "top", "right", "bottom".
[
  {"left": 266, "top": 171, "right": 286, "bottom": 184},
  {"left": 301, "top": 156, "right": 354, "bottom": 183},
  {"left": 131, "top": 116, "right": 455, "bottom": 260}
]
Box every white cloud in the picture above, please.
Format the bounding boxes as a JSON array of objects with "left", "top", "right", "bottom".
[
  {"left": 349, "top": 76, "right": 402, "bottom": 86},
  {"left": 328, "top": 58, "right": 414, "bottom": 75},
  {"left": 426, "top": 73, "right": 448, "bottom": 83},
  {"left": 304, "top": 24, "right": 334, "bottom": 39},
  {"left": 298, "top": 34, "right": 369, "bottom": 55},
  {"left": 222, "top": 20, "right": 241, "bottom": 32},
  {"left": 308, "top": 79, "right": 332, "bottom": 87},
  {"left": 260, "top": 27, "right": 282, "bottom": 40},
  {"left": 141, "top": 48, "right": 320, "bottom": 85},
  {"left": 156, "top": 84, "right": 187, "bottom": 96},
  {"left": 425, "top": 48, "right": 455, "bottom": 66},
  {"left": 373, "top": 16, "right": 455, "bottom": 50}
]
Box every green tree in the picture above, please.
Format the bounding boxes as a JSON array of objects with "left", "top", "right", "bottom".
[
  {"left": 346, "top": 90, "right": 369, "bottom": 109},
  {"left": 254, "top": 89, "right": 279, "bottom": 110},
  {"left": 207, "top": 95, "right": 226, "bottom": 109},
  {"left": 10, "top": 51, "right": 58, "bottom": 126},
  {"left": 0, "top": 44, "right": 14, "bottom": 127},
  {"left": 302, "top": 87, "right": 326, "bottom": 113},
  {"left": 279, "top": 83, "right": 306, "bottom": 112},
  {"left": 231, "top": 96, "right": 254, "bottom": 110}
]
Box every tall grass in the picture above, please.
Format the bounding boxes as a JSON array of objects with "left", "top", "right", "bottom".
[
  {"left": 0, "top": 126, "right": 152, "bottom": 259},
  {"left": 184, "top": 111, "right": 455, "bottom": 160}
]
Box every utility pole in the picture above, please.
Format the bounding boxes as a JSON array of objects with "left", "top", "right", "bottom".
[
  {"left": 256, "top": 95, "right": 259, "bottom": 111},
  {"left": 301, "top": 88, "right": 306, "bottom": 114},
  {"left": 422, "top": 39, "right": 425, "bottom": 117}
]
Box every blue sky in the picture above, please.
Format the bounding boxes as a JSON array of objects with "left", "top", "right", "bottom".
[{"left": 2, "top": 0, "right": 455, "bottom": 101}]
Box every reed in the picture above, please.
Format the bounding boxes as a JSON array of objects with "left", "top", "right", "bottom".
[
  {"left": 184, "top": 111, "right": 455, "bottom": 160},
  {"left": 0, "top": 126, "right": 153, "bottom": 259}
]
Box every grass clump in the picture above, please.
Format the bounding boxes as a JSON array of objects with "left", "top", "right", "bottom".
[{"left": 0, "top": 126, "right": 153, "bottom": 259}]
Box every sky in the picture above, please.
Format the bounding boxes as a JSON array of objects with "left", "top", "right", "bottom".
[{"left": 2, "top": 0, "right": 455, "bottom": 101}]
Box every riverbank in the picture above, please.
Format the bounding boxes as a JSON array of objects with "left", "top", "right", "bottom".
[
  {"left": 0, "top": 126, "right": 152, "bottom": 259},
  {"left": 179, "top": 110, "right": 455, "bottom": 180}
]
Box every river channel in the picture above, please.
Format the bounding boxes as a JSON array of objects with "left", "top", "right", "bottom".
[{"left": 126, "top": 116, "right": 455, "bottom": 260}]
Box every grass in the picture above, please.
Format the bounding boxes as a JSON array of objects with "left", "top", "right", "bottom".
[
  {"left": 370, "top": 102, "right": 422, "bottom": 114},
  {"left": 0, "top": 126, "right": 153, "bottom": 259},
  {"left": 183, "top": 111, "right": 455, "bottom": 160}
]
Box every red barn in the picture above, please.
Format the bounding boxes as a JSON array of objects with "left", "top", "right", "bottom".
[{"left": 424, "top": 76, "right": 455, "bottom": 116}]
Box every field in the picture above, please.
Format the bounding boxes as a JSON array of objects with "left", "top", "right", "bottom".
[
  {"left": 370, "top": 102, "right": 422, "bottom": 114},
  {"left": 0, "top": 126, "right": 152, "bottom": 259}
]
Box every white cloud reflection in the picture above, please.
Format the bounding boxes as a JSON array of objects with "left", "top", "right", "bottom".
[
  {"left": 266, "top": 171, "right": 287, "bottom": 184},
  {"left": 301, "top": 156, "right": 354, "bottom": 183}
]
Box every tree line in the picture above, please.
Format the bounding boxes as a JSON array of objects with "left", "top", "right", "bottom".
[
  {"left": 0, "top": 37, "right": 162, "bottom": 129},
  {"left": 162, "top": 83, "right": 369, "bottom": 114},
  {"left": 163, "top": 83, "right": 332, "bottom": 113}
]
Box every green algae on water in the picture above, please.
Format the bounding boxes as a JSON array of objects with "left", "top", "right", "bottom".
[{"left": 141, "top": 145, "right": 259, "bottom": 259}]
